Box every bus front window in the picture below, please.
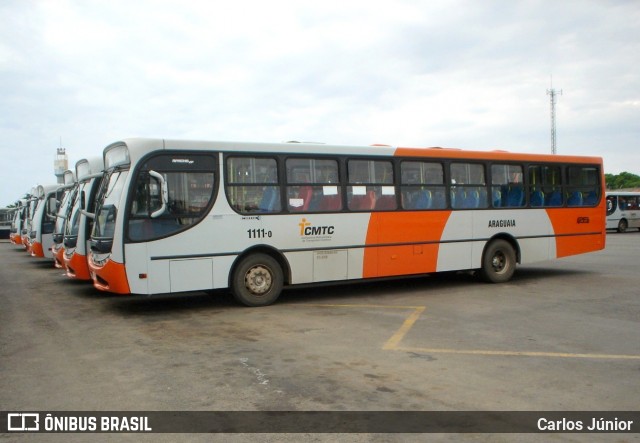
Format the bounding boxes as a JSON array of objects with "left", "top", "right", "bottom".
[{"left": 128, "top": 169, "right": 215, "bottom": 241}]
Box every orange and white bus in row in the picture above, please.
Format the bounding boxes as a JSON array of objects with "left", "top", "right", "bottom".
[
  {"left": 79, "top": 138, "right": 605, "bottom": 306},
  {"left": 9, "top": 198, "right": 28, "bottom": 246},
  {"left": 10, "top": 157, "right": 107, "bottom": 285},
  {"left": 25, "top": 184, "right": 59, "bottom": 258},
  {"left": 63, "top": 157, "right": 105, "bottom": 280},
  {"left": 10, "top": 188, "right": 38, "bottom": 248},
  {"left": 51, "top": 171, "right": 77, "bottom": 267}
]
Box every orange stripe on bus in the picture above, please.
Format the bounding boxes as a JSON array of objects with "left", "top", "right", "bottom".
[
  {"left": 546, "top": 207, "right": 606, "bottom": 257},
  {"left": 363, "top": 211, "right": 452, "bottom": 278}
]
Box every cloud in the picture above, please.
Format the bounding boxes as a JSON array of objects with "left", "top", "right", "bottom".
[{"left": 1, "top": 0, "right": 639, "bottom": 205}]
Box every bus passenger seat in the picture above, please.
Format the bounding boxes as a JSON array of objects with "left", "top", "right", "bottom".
[
  {"left": 414, "top": 190, "right": 432, "bottom": 209},
  {"left": 464, "top": 189, "right": 479, "bottom": 208},
  {"left": 492, "top": 189, "right": 502, "bottom": 207},
  {"left": 530, "top": 190, "right": 544, "bottom": 207},
  {"left": 478, "top": 188, "right": 487, "bottom": 207},
  {"left": 584, "top": 191, "right": 598, "bottom": 206},
  {"left": 547, "top": 191, "right": 563, "bottom": 207},
  {"left": 350, "top": 191, "right": 376, "bottom": 210},
  {"left": 432, "top": 190, "right": 446, "bottom": 209},
  {"left": 259, "top": 187, "right": 280, "bottom": 212},
  {"left": 507, "top": 187, "right": 523, "bottom": 207},
  {"left": 375, "top": 195, "right": 397, "bottom": 210},
  {"left": 451, "top": 188, "right": 465, "bottom": 208},
  {"left": 318, "top": 194, "right": 341, "bottom": 211},
  {"left": 298, "top": 186, "right": 313, "bottom": 211},
  {"left": 567, "top": 191, "right": 583, "bottom": 207}
]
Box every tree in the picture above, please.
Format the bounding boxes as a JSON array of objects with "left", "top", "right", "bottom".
[{"left": 605, "top": 172, "right": 640, "bottom": 190}]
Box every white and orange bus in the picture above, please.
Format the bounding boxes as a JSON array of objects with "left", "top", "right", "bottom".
[
  {"left": 15, "top": 188, "right": 38, "bottom": 249},
  {"left": 87, "top": 138, "right": 605, "bottom": 306},
  {"left": 9, "top": 199, "right": 27, "bottom": 246},
  {"left": 63, "top": 157, "right": 105, "bottom": 280},
  {"left": 27, "top": 184, "right": 59, "bottom": 258},
  {"left": 51, "top": 170, "right": 77, "bottom": 268},
  {"left": 605, "top": 192, "right": 640, "bottom": 233}
]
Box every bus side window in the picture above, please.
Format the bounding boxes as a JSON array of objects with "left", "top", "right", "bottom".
[
  {"left": 226, "top": 157, "right": 281, "bottom": 214},
  {"left": 567, "top": 165, "right": 600, "bottom": 207},
  {"left": 400, "top": 161, "right": 445, "bottom": 210},
  {"left": 285, "top": 158, "right": 341, "bottom": 212},
  {"left": 347, "top": 159, "right": 396, "bottom": 211}
]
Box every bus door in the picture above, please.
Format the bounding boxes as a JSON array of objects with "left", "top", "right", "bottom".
[{"left": 620, "top": 195, "right": 640, "bottom": 229}]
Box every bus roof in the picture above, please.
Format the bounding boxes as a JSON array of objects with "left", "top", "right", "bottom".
[{"left": 107, "top": 138, "right": 603, "bottom": 166}]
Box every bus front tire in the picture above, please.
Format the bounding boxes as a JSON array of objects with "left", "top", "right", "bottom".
[
  {"left": 231, "top": 253, "right": 283, "bottom": 307},
  {"left": 480, "top": 239, "right": 516, "bottom": 283},
  {"left": 617, "top": 219, "right": 628, "bottom": 233}
]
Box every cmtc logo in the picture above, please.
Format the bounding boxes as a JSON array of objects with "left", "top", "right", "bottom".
[
  {"left": 7, "top": 413, "right": 40, "bottom": 431},
  {"left": 298, "top": 218, "right": 335, "bottom": 242}
]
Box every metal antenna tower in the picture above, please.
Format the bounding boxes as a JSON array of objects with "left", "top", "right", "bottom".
[{"left": 546, "top": 78, "right": 562, "bottom": 154}]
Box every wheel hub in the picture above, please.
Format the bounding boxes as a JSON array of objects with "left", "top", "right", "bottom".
[
  {"left": 245, "top": 265, "right": 272, "bottom": 296},
  {"left": 492, "top": 252, "right": 506, "bottom": 272}
]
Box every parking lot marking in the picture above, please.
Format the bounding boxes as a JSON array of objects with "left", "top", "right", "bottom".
[
  {"left": 382, "top": 307, "right": 426, "bottom": 350},
  {"left": 390, "top": 346, "right": 640, "bottom": 360},
  {"left": 308, "top": 304, "right": 640, "bottom": 361}
]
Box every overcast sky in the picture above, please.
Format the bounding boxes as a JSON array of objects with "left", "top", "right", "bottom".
[{"left": 1, "top": 0, "right": 638, "bottom": 206}]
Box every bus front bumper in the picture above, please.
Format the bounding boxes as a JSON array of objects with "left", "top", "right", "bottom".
[{"left": 88, "top": 253, "right": 131, "bottom": 295}]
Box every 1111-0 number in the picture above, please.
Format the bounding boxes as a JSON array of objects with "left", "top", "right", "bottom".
[{"left": 247, "top": 229, "right": 273, "bottom": 239}]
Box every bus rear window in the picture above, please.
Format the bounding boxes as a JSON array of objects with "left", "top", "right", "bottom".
[{"left": 566, "top": 166, "right": 600, "bottom": 206}]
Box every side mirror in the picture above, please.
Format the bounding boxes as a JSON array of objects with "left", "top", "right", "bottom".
[
  {"left": 48, "top": 196, "right": 58, "bottom": 215},
  {"left": 79, "top": 190, "right": 95, "bottom": 219}
]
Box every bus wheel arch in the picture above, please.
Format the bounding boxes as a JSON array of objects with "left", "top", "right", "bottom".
[
  {"left": 479, "top": 235, "right": 519, "bottom": 283},
  {"left": 229, "top": 246, "right": 290, "bottom": 307}
]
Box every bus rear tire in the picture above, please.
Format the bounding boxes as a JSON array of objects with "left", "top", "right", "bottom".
[
  {"left": 231, "top": 253, "right": 283, "bottom": 307},
  {"left": 617, "top": 219, "right": 628, "bottom": 233},
  {"left": 480, "top": 239, "right": 516, "bottom": 283}
]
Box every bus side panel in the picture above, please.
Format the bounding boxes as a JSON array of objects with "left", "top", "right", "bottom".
[
  {"left": 124, "top": 242, "right": 148, "bottom": 294},
  {"left": 546, "top": 207, "right": 606, "bottom": 258},
  {"left": 284, "top": 213, "right": 370, "bottom": 282},
  {"left": 472, "top": 209, "right": 556, "bottom": 265},
  {"left": 170, "top": 259, "right": 213, "bottom": 292},
  {"left": 437, "top": 211, "right": 473, "bottom": 272},
  {"left": 145, "top": 240, "right": 175, "bottom": 294},
  {"left": 347, "top": 248, "right": 365, "bottom": 280},
  {"left": 364, "top": 211, "right": 451, "bottom": 278},
  {"left": 285, "top": 251, "right": 313, "bottom": 284}
]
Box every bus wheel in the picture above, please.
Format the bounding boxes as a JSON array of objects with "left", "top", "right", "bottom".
[
  {"left": 232, "top": 253, "right": 283, "bottom": 307},
  {"left": 480, "top": 239, "right": 516, "bottom": 283},
  {"left": 617, "top": 219, "right": 628, "bottom": 233}
]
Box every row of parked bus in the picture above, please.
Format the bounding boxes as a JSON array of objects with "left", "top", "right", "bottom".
[
  {"left": 9, "top": 157, "right": 104, "bottom": 282},
  {"left": 5, "top": 138, "right": 615, "bottom": 306}
]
